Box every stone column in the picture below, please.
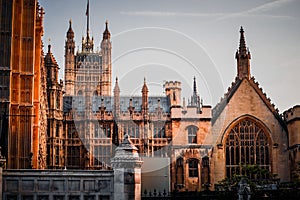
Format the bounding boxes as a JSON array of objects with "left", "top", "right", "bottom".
[{"left": 111, "top": 134, "right": 143, "bottom": 200}]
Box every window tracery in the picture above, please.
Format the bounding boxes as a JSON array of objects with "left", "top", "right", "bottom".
[{"left": 225, "top": 118, "right": 270, "bottom": 179}]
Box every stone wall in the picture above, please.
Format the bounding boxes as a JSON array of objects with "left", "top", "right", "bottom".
[{"left": 2, "top": 170, "right": 114, "bottom": 200}]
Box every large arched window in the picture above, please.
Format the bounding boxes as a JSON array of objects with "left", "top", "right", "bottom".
[
  {"left": 225, "top": 118, "right": 270, "bottom": 179},
  {"left": 187, "top": 126, "right": 198, "bottom": 144}
]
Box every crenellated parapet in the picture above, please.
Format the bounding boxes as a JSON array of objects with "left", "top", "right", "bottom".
[
  {"left": 164, "top": 81, "right": 181, "bottom": 107},
  {"left": 284, "top": 105, "right": 300, "bottom": 123}
]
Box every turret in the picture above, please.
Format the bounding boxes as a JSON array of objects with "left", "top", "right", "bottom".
[
  {"left": 45, "top": 44, "right": 59, "bottom": 85},
  {"left": 100, "top": 20, "right": 112, "bottom": 96},
  {"left": 113, "top": 77, "right": 120, "bottom": 116},
  {"left": 64, "top": 20, "right": 75, "bottom": 95},
  {"left": 235, "top": 26, "right": 251, "bottom": 80},
  {"left": 164, "top": 81, "right": 181, "bottom": 107},
  {"left": 284, "top": 105, "right": 300, "bottom": 181},
  {"left": 142, "top": 78, "right": 149, "bottom": 118}
]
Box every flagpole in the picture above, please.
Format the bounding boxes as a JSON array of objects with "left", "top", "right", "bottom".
[{"left": 86, "top": 0, "right": 89, "bottom": 38}]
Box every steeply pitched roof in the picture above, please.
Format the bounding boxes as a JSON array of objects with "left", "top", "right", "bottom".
[{"left": 212, "top": 76, "right": 287, "bottom": 132}]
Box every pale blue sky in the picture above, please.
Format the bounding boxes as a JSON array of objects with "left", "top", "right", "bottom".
[{"left": 40, "top": 0, "right": 300, "bottom": 112}]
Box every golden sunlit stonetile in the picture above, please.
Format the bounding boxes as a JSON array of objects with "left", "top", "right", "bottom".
[{"left": 0, "top": 0, "right": 299, "bottom": 199}]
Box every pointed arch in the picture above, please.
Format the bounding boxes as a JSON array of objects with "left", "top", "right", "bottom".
[
  {"left": 221, "top": 114, "right": 272, "bottom": 144},
  {"left": 175, "top": 157, "right": 184, "bottom": 187},
  {"left": 223, "top": 115, "right": 272, "bottom": 179}
]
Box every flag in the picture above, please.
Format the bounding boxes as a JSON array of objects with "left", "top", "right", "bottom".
[{"left": 86, "top": 0, "right": 89, "bottom": 16}]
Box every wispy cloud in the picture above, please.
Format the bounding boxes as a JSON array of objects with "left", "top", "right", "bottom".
[
  {"left": 120, "top": 11, "right": 225, "bottom": 17},
  {"left": 120, "top": 0, "right": 295, "bottom": 20},
  {"left": 247, "top": 0, "right": 293, "bottom": 13},
  {"left": 216, "top": 0, "right": 295, "bottom": 20}
]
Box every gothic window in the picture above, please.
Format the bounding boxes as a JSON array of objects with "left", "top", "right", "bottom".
[
  {"left": 94, "top": 145, "right": 111, "bottom": 167},
  {"left": 67, "top": 146, "right": 80, "bottom": 167},
  {"left": 176, "top": 157, "right": 184, "bottom": 186},
  {"left": 122, "top": 123, "right": 139, "bottom": 138},
  {"left": 153, "top": 123, "right": 166, "bottom": 138},
  {"left": 77, "top": 90, "right": 82, "bottom": 96},
  {"left": 225, "top": 118, "right": 270, "bottom": 179},
  {"left": 94, "top": 123, "right": 99, "bottom": 138},
  {"left": 95, "top": 123, "right": 111, "bottom": 138},
  {"left": 187, "top": 126, "right": 198, "bottom": 144},
  {"left": 188, "top": 159, "right": 199, "bottom": 177}
]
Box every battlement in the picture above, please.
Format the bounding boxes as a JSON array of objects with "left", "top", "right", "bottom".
[
  {"left": 284, "top": 105, "right": 300, "bottom": 123},
  {"left": 163, "top": 81, "right": 181, "bottom": 90}
]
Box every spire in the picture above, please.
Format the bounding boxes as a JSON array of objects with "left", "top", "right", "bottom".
[
  {"left": 239, "top": 26, "right": 247, "bottom": 55},
  {"left": 103, "top": 20, "right": 111, "bottom": 40},
  {"left": 113, "top": 77, "right": 120, "bottom": 94},
  {"left": 193, "top": 76, "right": 197, "bottom": 95},
  {"left": 113, "top": 77, "right": 120, "bottom": 117},
  {"left": 67, "top": 19, "right": 74, "bottom": 39},
  {"left": 142, "top": 78, "right": 149, "bottom": 118},
  {"left": 235, "top": 26, "right": 251, "bottom": 80},
  {"left": 190, "top": 77, "right": 200, "bottom": 107},
  {"left": 142, "top": 77, "right": 148, "bottom": 93},
  {"left": 45, "top": 40, "right": 57, "bottom": 65}
]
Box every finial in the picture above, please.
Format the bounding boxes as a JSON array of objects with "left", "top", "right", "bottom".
[
  {"left": 144, "top": 77, "right": 146, "bottom": 84},
  {"left": 69, "top": 19, "right": 72, "bottom": 27},
  {"left": 240, "top": 26, "right": 244, "bottom": 33},
  {"left": 116, "top": 77, "right": 118, "bottom": 82},
  {"left": 48, "top": 38, "right": 51, "bottom": 53}
]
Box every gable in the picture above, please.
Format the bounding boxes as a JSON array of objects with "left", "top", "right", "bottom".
[
  {"left": 207, "top": 77, "right": 288, "bottom": 147},
  {"left": 212, "top": 78, "right": 286, "bottom": 132}
]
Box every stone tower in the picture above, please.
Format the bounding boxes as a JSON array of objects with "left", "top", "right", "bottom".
[
  {"left": 44, "top": 44, "right": 64, "bottom": 169},
  {"left": 164, "top": 81, "right": 181, "bottom": 107},
  {"left": 100, "top": 21, "right": 112, "bottom": 96},
  {"left": 284, "top": 105, "right": 300, "bottom": 180},
  {"left": 64, "top": 20, "right": 75, "bottom": 96},
  {"left": 235, "top": 26, "right": 251, "bottom": 80}
]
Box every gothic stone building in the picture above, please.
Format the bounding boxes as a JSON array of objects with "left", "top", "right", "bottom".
[
  {"left": 1, "top": 0, "right": 300, "bottom": 193},
  {"left": 0, "top": 0, "right": 47, "bottom": 169},
  {"left": 44, "top": 17, "right": 299, "bottom": 191}
]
